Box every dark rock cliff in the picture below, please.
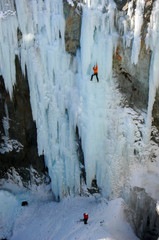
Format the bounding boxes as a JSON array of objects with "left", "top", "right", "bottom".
[
  {"left": 113, "top": 0, "right": 152, "bottom": 111},
  {"left": 113, "top": 0, "right": 159, "bottom": 138},
  {"left": 63, "top": 0, "right": 82, "bottom": 56}
]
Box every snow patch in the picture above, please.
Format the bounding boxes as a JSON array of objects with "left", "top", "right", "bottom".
[
  {"left": 0, "top": 135, "right": 23, "bottom": 154},
  {"left": 0, "top": 190, "right": 19, "bottom": 240},
  {"left": 67, "top": 0, "right": 75, "bottom": 7}
]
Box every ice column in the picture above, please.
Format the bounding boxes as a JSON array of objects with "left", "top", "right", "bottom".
[
  {"left": 78, "top": 0, "right": 135, "bottom": 198},
  {"left": 3, "top": 103, "right": 10, "bottom": 137},
  {"left": 144, "top": 0, "right": 159, "bottom": 144},
  {"left": 14, "top": 0, "right": 81, "bottom": 199},
  {"left": 79, "top": 0, "right": 117, "bottom": 192},
  {"left": 131, "top": 0, "right": 145, "bottom": 64},
  {"left": 0, "top": 2, "right": 18, "bottom": 98}
]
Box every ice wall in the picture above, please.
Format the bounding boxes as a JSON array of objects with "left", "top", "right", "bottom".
[
  {"left": 144, "top": 0, "right": 159, "bottom": 144},
  {"left": 16, "top": 0, "right": 82, "bottom": 199},
  {"left": 0, "top": 0, "right": 149, "bottom": 200},
  {"left": 0, "top": 1, "right": 18, "bottom": 98},
  {"left": 131, "top": 0, "right": 145, "bottom": 64},
  {"left": 78, "top": 0, "right": 136, "bottom": 198}
]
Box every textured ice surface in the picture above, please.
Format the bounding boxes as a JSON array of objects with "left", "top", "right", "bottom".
[{"left": 0, "top": 0, "right": 158, "bottom": 200}]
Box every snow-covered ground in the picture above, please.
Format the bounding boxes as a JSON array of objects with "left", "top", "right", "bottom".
[{"left": 0, "top": 189, "right": 139, "bottom": 240}]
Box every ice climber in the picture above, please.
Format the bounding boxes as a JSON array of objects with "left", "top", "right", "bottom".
[
  {"left": 90, "top": 63, "right": 99, "bottom": 82},
  {"left": 83, "top": 213, "right": 88, "bottom": 224}
]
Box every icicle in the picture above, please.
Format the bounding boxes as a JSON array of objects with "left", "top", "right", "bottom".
[
  {"left": 131, "top": 0, "right": 145, "bottom": 64},
  {"left": 0, "top": 3, "right": 18, "bottom": 98},
  {"left": 3, "top": 102, "right": 10, "bottom": 137},
  {"left": 127, "top": 0, "right": 134, "bottom": 28},
  {"left": 144, "top": 0, "right": 159, "bottom": 144}
]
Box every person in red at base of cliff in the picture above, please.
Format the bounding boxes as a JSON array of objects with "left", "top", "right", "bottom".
[{"left": 83, "top": 213, "right": 88, "bottom": 224}]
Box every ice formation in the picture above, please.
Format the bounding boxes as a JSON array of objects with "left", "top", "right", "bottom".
[
  {"left": 144, "top": 0, "right": 159, "bottom": 144},
  {"left": 0, "top": 1, "right": 17, "bottom": 98},
  {"left": 131, "top": 0, "right": 145, "bottom": 64},
  {"left": 156, "top": 201, "right": 159, "bottom": 215},
  {"left": 0, "top": 0, "right": 158, "bottom": 200}
]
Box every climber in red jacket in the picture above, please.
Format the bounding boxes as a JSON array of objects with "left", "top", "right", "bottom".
[
  {"left": 90, "top": 63, "right": 99, "bottom": 82},
  {"left": 83, "top": 213, "right": 88, "bottom": 224}
]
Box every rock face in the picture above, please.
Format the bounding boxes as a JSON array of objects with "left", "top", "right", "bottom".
[
  {"left": 113, "top": 0, "right": 159, "bottom": 134},
  {"left": 0, "top": 56, "right": 47, "bottom": 186},
  {"left": 114, "top": 0, "right": 128, "bottom": 10},
  {"left": 113, "top": 0, "right": 152, "bottom": 110},
  {"left": 113, "top": 42, "right": 150, "bottom": 110},
  {"left": 110, "top": 1, "right": 159, "bottom": 239},
  {"left": 153, "top": 93, "right": 159, "bottom": 131},
  {"left": 63, "top": 0, "right": 82, "bottom": 56},
  {"left": 125, "top": 187, "right": 159, "bottom": 240}
]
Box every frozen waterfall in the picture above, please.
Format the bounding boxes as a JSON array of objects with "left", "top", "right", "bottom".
[
  {"left": 0, "top": 0, "right": 157, "bottom": 200},
  {"left": 144, "top": 0, "right": 159, "bottom": 144}
]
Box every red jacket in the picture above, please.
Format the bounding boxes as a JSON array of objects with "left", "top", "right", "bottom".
[
  {"left": 93, "top": 64, "right": 98, "bottom": 74},
  {"left": 83, "top": 213, "right": 88, "bottom": 219}
]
